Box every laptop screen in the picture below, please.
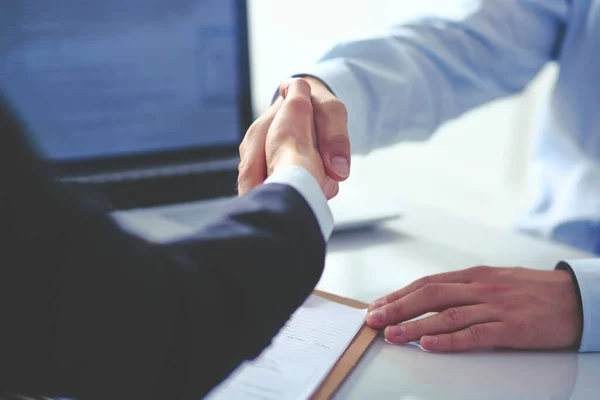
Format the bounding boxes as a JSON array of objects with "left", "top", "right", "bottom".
[{"left": 0, "top": 0, "right": 250, "bottom": 168}]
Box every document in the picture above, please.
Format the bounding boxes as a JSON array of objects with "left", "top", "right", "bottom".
[{"left": 205, "top": 295, "right": 368, "bottom": 400}]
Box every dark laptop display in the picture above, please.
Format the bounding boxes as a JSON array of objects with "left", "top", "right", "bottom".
[{"left": 0, "top": 0, "right": 251, "bottom": 207}]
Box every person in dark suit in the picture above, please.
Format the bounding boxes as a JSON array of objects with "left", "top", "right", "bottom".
[{"left": 0, "top": 79, "right": 333, "bottom": 400}]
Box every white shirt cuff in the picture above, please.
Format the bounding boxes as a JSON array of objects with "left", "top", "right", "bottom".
[
  {"left": 557, "top": 259, "right": 600, "bottom": 352},
  {"left": 264, "top": 166, "right": 334, "bottom": 241}
]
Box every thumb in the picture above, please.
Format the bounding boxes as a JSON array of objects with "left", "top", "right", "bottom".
[
  {"left": 299, "top": 76, "right": 351, "bottom": 182},
  {"left": 314, "top": 99, "right": 351, "bottom": 181}
]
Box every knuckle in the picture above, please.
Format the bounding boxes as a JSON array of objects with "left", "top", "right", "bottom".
[
  {"left": 442, "top": 307, "right": 462, "bottom": 326},
  {"left": 322, "top": 97, "right": 347, "bottom": 115},
  {"left": 245, "top": 121, "right": 260, "bottom": 139},
  {"left": 471, "top": 265, "right": 489, "bottom": 274},
  {"left": 248, "top": 113, "right": 272, "bottom": 137},
  {"left": 295, "top": 78, "right": 312, "bottom": 93},
  {"left": 390, "top": 301, "right": 403, "bottom": 319},
  {"left": 486, "top": 282, "right": 520, "bottom": 305},
  {"left": 240, "top": 126, "right": 259, "bottom": 153},
  {"left": 468, "top": 324, "right": 486, "bottom": 343},
  {"left": 317, "top": 99, "right": 348, "bottom": 123},
  {"left": 286, "top": 95, "right": 313, "bottom": 115},
  {"left": 497, "top": 267, "right": 520, "bottom": 281},
  {"left": 237, "top": 162, "right": 253, "bottom": 181},
  {"left": 417, "top": 275, "right": 432, "bottom": 288},
  {"left": 488, "top": 283, "right": 513, "bottom": 296},
  {"left": 447, "top": 332, "right": 458, "bottom": 347},
  {"left": 240, "top": 117, "right": 271, "bottom": 158},
  {"left": 422, "top": 283, "right": 441, "bottom": 299},
  {"left": 469, "top": 266, "right": 492, "bottom": 279},
  {"left": 490, "top": 293, "right": 520, "bottom": 314}
]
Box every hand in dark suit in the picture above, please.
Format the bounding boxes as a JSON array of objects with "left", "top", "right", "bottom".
[{"left": 0, "top": 80, "right": 330, "bottom": 400}]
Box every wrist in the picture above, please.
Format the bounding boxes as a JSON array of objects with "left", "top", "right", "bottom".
[
  {"left": 270, "top": 153, "right": 317, "bottom": 179},
  {"left": 556, "top": 262, "right": 585, "bottom": 349}
]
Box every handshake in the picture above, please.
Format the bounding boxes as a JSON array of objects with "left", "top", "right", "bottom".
[{"left": 238, "top": 77, "right": 351, "bottom": 199}]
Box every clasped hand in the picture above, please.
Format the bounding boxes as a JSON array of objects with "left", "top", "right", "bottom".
[{"left": 238, "top": 77, "right": 350, "bottom": 199}]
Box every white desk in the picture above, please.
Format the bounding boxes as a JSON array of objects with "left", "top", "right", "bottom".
[{"left": 318, "top": 201, "right": 599, "bottom": 400}]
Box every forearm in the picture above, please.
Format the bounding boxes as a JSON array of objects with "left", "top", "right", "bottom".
[
  {"left": 0, "top": 94, "right": 331, "bottom": 398},
  {"left": 0, "top": 184, "right": 327, "bottom": 400},
  {"left": 301, "top": 0, "right": 567, "bottom": 153}
]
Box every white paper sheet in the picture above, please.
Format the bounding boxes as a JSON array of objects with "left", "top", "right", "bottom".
[{"left": 205, "top": 295, "right": 367, "bottom": 400}]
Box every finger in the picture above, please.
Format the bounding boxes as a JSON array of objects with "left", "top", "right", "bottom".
[
  {"left": 369, "top": 269, "right": 478, "bottom": 311},
  {"left": 313, "top": 97, "right": 351, "bottom": 181},
  {"left": 367, "top": 283, "right": 484, "bottom": 329},
  {"left": 384, "top": 304, "right": 496, "bottom": 344},
  {"left": 238, "top": 99, "right": 282, "bottom": 195},
  {"left": 420, "top": 322, "right": 505, "bottom": 352},
  {"left": 303, "top": 77, "right": 351, "bottom": 182}
]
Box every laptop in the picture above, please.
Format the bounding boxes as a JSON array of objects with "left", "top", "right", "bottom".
[{"left": 0, "top": 0, "right": 399, "bottom": 242}]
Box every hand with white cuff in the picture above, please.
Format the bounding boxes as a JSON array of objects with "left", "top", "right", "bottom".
[{"left": 238, "top": 77, "right": 350, "bottom": 199}]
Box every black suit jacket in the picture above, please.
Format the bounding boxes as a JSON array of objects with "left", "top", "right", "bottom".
[{"left": 0, "top": 96, "right": 326, "bottom": 399}]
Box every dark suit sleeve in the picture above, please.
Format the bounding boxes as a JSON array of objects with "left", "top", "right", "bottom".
[{"left": 0, "top": 97, "right": 326, "bottom": 400}]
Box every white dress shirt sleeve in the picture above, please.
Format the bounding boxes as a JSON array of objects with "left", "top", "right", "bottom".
[
  {"left": 297, "top": 0, "right": 567, "bottom": 154},
  {"left": 557, "top": 259, "right": 600, "bottom": 352},
  {"left": 264, "top": 166, "right": 334, "bottom": 241}
]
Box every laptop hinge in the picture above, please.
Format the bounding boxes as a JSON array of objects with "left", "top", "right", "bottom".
[
  {"left": 59, "top": 157, "right": 240, "bottom": 210},
  {"left": 60, "top": 157, "right": 239, "bottom": 184}
]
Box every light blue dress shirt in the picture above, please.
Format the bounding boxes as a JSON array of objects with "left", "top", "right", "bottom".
[{"left": 301, "top": 0, "right": 600, "bottom": 351}]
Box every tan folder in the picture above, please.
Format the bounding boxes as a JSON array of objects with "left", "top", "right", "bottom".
[{"left": 311, "top": 290, "right": 379, "bottom": 400}]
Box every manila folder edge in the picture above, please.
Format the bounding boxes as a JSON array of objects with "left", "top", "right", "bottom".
[{"left": 311, "top": 290, "right": 378, "bottom": 400}]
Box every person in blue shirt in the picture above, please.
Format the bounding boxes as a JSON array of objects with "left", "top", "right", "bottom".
[{"left": 239, "top": 0, "right": 600, "bottom": 353}]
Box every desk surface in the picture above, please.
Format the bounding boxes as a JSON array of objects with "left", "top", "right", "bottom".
[{"left": 319, "top": 200, "right": 598, "bottom": 400}]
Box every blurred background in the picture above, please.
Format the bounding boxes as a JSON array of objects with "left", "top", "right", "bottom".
[
  {"left": 248, "top": 0, "right": 558, "bottom": 230},
  {"left": 0, "top": 0, "right": 560, "bottom": 231}
]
